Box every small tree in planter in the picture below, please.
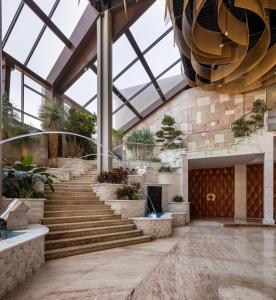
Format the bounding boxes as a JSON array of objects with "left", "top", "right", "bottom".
[{"left": 156, "top": 115, "right": 183, "bottom": 150}]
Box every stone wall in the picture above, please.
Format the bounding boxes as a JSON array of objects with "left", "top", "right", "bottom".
[
  {"left": 1, "top": 198, "right": 46, "bottom": 224},
  {"left": 0, "top": 225, "right": 48, "bottom": 299},
  {"left": 105, "top": 200, "right": 146, "bottom": 219},
  {"left": 125, "top": 85, "right": 276, "bottom": 151}
]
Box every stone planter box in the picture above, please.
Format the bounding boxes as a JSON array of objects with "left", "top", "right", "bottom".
[
  {"left": 170, "top": 212, "right": 187, "bottom": 227},
  {"left": 105, "top": 200, "right": 146, "bottom": 219},
  {"left": 0, "top": 224, "right": 48, "bottom": 299},
  {"left": 168, "top": 202, "right": 190, "bottom": 223},
  {"left": 2, "top": 198, "right": 46, "bottom": 224},
  {"left": 92, "top": 183, "right": 123, "bottom": 201},
  {"left": 132, "top": 217, "right": 172, "bottom": 238}
]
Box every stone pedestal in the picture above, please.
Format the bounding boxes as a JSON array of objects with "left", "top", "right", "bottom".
[{"left": 132, "top": 217, "right": 172, "bottom": 238}]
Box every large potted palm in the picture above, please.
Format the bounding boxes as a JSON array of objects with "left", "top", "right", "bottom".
[{"left": 39, "top": 98, "right": 65, "bottom": 168}]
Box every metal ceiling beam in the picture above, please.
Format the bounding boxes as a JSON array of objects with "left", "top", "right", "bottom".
[
  {"left": 113, "top": 26, "right": 173, "bottom": 82},
  {"left": 89, "top": 64, "right": 142, "bottom": 119},
  {"left": 2, "top": 2, "right": 25, "bottom": 47},
  {"left": 112, "top": 86, "right": 142, "bottom": 119},
  {"left": 47, "top": 4, "right": 99, "bottom": 91},
  {"left": 49, "top": 0, "right": 155, "bottom": 94},
  {"left": 22, "top": 0, "right": 72, "bottom": 48},
  {"left": 125, "top": 29, "right": 166, "bottom": 102},
  {"left": 3, "top": 51, "right": 52, "bottom": 89},
  {"left": 24, "top": 0, "right": 61, "bottom": 65}
]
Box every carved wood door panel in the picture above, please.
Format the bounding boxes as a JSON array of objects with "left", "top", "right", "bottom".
[
  {"left": 246, "top": 164, "right": 264, "bottom": 218},
  {"left": 189, "top": 168, "right": 234, "bottom": 217}
]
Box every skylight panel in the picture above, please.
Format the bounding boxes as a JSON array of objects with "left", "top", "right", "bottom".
[
  {"left": 113, "top": 34, "right": 137, "bottom": 77},
  {"left": 65, "top": 69, "right": 97, "bottom": 105},
  {"left": 27, "top": 28, "right": 64, "bottom": 79},
  {"left": 157, "top": 61, "right": 183, "bottom": 95},
  {"left": 114, "top": 61, "right": 151, "bottom": 99},
  {"left": 4, "top": 5, "right": 44, "bottom": 62},
  {"left": 113, "top": 106, "right": 136, "bottom": 130},
  {"left": 131, "top": 84, "right": 160, "bottom": 114},
  {"left": 2, "top": 0, "right": 21, "bottom": 37},
  {"left": 129, "top": 0, "right": 171, "bottom": 51},
  {"left": 33, "top": 0, "right": 57, "bottom": 15},
  {"left": 51, "top": 0, "right": 89, "bottom": 38},
  {"left": 144, "top": 31, "right": 180, "bottom": 77}
]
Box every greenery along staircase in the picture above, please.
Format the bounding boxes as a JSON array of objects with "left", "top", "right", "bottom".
[{"left": 43, "top": 168, "right": 151, "bottom": 260}]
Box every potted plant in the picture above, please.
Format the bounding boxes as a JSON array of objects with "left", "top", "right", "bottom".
[
  {"left": 2, "top": 155, "right": 55, "bottom": 224},
  {"left": 104, "top": 183, "right": 146, "bottom": 219}
]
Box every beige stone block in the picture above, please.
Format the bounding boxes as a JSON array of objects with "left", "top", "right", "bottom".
[
  {"left": 215, "top": 134, "right": 224, "bottom": 144},
  {"left": 196, "top": 111, "right": 202, "bottom": 124},
  {"left": 210, "top": 104, "right": 216, "bottom": 113},
  {"left": 197, "top": 96, "right": 210, "bottom": 107},
  {"left": 219, "top": 94, "right": 230, "bottom": 102},
  {"left": 234, "top": 94, "right": 244, "bottom": 104},
  {"left": 225, "top": 110, "right": 235, "bottom": 116}
]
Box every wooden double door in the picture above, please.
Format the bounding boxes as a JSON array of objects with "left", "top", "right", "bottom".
[{"left": 189, "top": 167, "right": 235, "bottom": 217}]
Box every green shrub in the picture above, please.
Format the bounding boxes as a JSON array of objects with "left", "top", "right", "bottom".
[{"left": 116, "top": 183, "right": 141, "bottom": 200}]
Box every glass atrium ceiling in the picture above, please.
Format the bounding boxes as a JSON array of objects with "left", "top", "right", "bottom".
[{"left": 2, "top": 0, "right": 185, "bottom": 131}]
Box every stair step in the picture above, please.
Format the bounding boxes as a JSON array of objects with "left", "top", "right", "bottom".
[
  {"left": 45, "top": 235, "right": 152, "bottom": 260},
  {"left": 46, "top": 224, "right": 135, "bottom": 240},
  {"left": 47, "top": 196, "right": 98, "bottom": 200},
  {"left": 42, "top": 214, "right": 121, "bottom": 225},
  {"left": 46, "top": 191, "right": 96, "bottom": 196},
  {"left": 44, "top": 205, "right": 110, "bottom": 211},
  {"left": 45, "top": 188, "right": 92, "bottom": 194},
  {"left": 45, "top": 200, "right": 104, "bottom": 205},
  {"left": 45, "top": 229, "right": 143, "bottom": 250},
  {"left": 44, "top": 209, "right": 114, "bottom": 217},
  {"left": 46, "top": 219, "right": 133, "bottom": 232}
]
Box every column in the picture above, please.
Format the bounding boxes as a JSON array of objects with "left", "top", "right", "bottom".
[
  {"left": 234, "top": 165, "right": 247, "bottom": 220},
  {"left": 263, "top": 136, "right": 274, "bottom": 224},
  {"left": 97, "top": 10, "right": 113, "bottom": 173},
  {"left": 181, "top": 154, "right": 189, "bottom": 201}
]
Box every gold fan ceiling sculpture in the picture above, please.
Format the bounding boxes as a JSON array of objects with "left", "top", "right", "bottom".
[{"left": 168, "top": 0, "right": 276, "bottom": 93}]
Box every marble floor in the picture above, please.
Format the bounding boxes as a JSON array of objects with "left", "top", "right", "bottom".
[
  {"left": 131, "top": 220, "right": 276, "bottom": 299},
  {"left": 5, "top": 220, "right": 276, "bottom": 300}
]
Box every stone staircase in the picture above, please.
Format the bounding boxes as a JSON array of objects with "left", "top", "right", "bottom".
[{"left": 43, "top": 168, "right": 151, "bottom": 260}]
